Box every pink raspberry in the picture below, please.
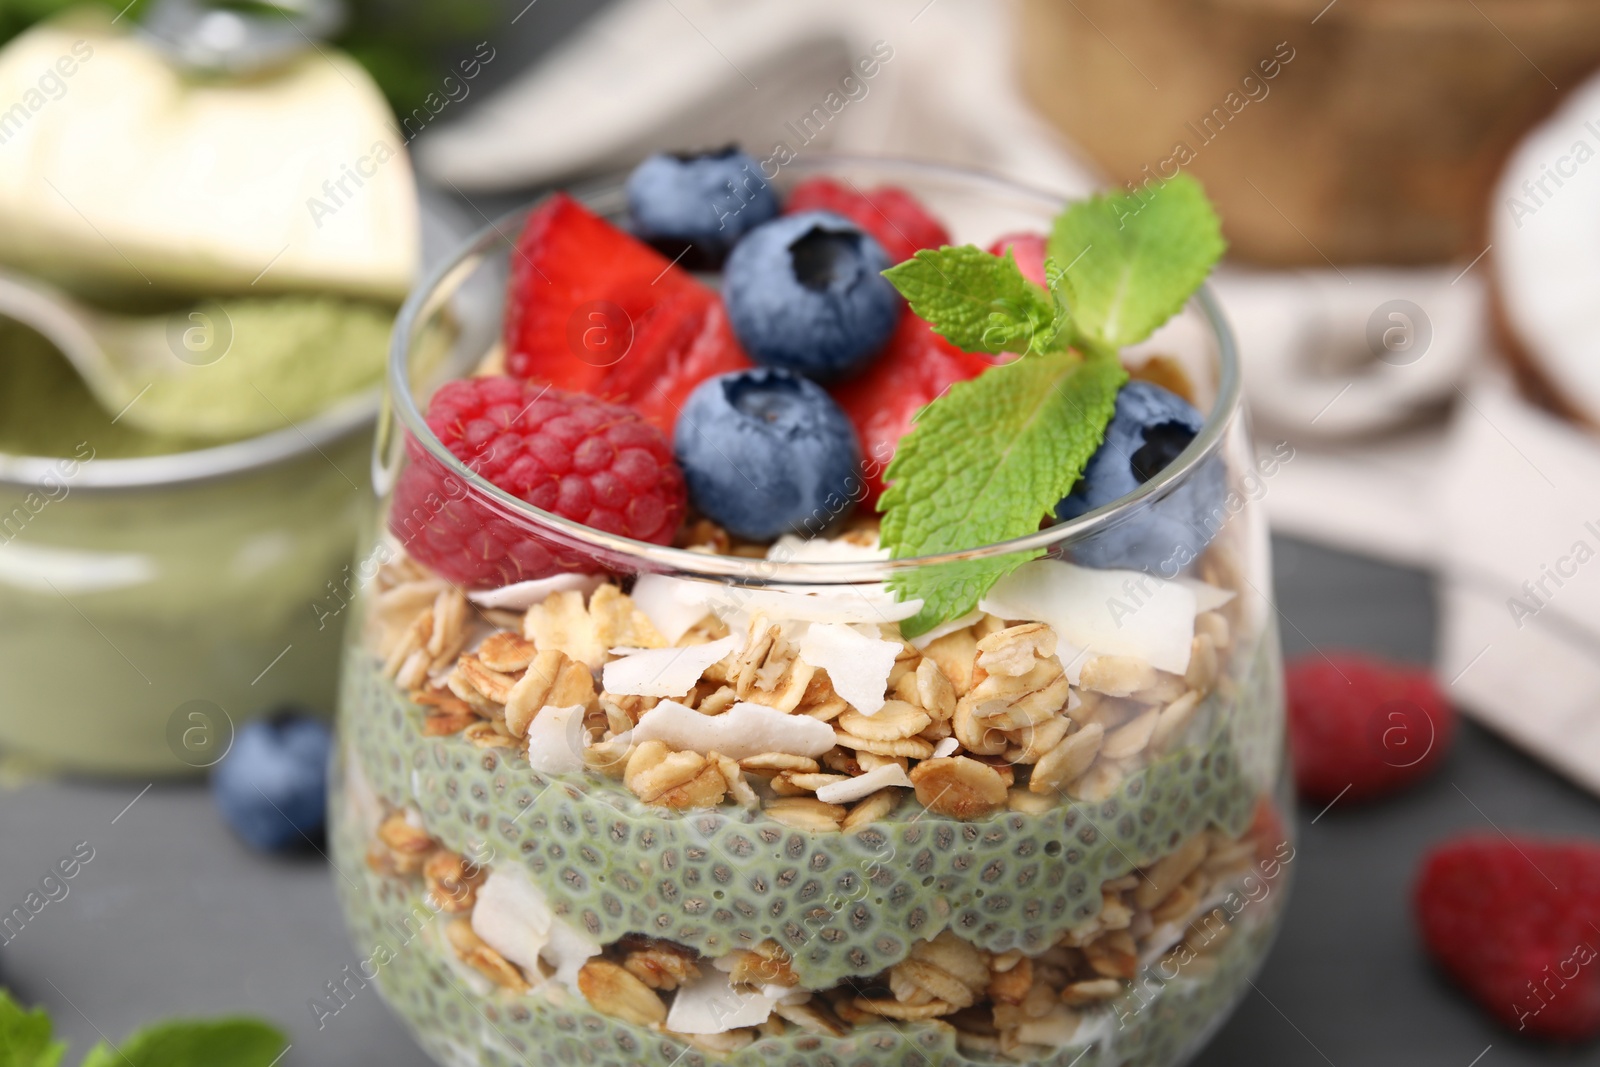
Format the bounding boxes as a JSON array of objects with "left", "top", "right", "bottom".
[{"left": 390, "top": 377, "right": 686, "bottom": 587}]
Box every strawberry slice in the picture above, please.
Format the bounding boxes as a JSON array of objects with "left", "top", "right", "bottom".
[
  {"left": 831, "top": 313, "right": 994, "bottom": 508},
  {"left": 504, "top": 193, "right": 750, "bottom": 436},
  {"left": 784, "top": 177, "right": 950, "bottom": 263},
  {"left": 987, "top": 232, "right": 1049, "bottom": 289}
]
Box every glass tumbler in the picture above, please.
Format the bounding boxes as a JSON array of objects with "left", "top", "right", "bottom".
[{"left": 329, "top": 158, "right": 1292, "bottom": 1067}]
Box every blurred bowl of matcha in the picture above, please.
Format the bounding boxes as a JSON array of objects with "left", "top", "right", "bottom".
[{"left": 0, "top": 7, "right": 437, "bottom": 775}]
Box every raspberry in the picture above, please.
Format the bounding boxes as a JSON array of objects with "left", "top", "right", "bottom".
[
  {"left": 1416, "top": 836, "right": 1600, "bottom": 1040},
  {"left": 783, "top": 177, "right": 950, "bottom": 262},
  {"left": 390, "top": 377, "right": 686, "bottom": 587},
  {"left": 1286, "top": 653, "right": 1454, "bottom": 804}
]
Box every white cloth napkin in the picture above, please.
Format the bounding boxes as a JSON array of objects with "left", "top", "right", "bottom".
[{"left": 415, "top": 0, "right": 1600, "bottom": 796}]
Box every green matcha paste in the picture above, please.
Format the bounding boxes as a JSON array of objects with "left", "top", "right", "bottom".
[{"left": 0, "top": 296, "right": 395, "bottom": 457}]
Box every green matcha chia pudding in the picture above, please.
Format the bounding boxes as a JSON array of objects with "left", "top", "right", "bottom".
[{"left": 329, "top": 158, "right": 1292, "bottom": 1066}]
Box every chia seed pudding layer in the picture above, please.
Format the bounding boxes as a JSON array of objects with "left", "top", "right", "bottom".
[{"left": 329, "top": 556, "right": 1291, "bottom": 1065}]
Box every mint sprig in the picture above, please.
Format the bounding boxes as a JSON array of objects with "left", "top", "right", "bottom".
[
  {"left": 1048, "top": 175, "right": 1226, "bottom": 348},
  {"left": 1, "top": 991, "right": 285, "bottom": 1067},
  {"left": 882, "top": 246, "right": 1060, "bottom": 356},
  {"left": 878, "top": 175, "right": 1225, "bottom": 635}
]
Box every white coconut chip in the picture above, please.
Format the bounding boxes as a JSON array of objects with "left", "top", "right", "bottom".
[
  {"left": 797, "top": 622, "right": 900, "bottom": 717},
  {"left": 908, "top": 609, "right": 984, "bottom": 650},
  {"left": 814, "top": 762, "right": 914, "bottom": 804},
  {"left": 767, "top": 535, "right": 888, "bottom": 563},
  {"left": 629, "top": 574, "right": 717, "bottom": 644},
  {"left": 631, "top": 700, "right": 836, "bottom": 761},
  {"left": 601, "top": 636, "right": 740, "bottom": 698},
  {"left": 471, "top": 866, "right": 600, "bottom": 995},
  {"left": 467, "top": 573, "right": 603, "bottom": 611},
  {"left": 665, "top": 969, "right": 781, "bottom": 1034},
  {"left": 981, "top": 560, "right": 1197, "bottom": 675},
  {"left": 714, "top": 586, "right": 923, "bottom": 626},
  {"left": 1015, "top": 1006, "right": 1085, "bottom": 1048},
  {"left": 931, "top": 737, "right": 960, "bottom": 759},
  {"left": 525, "top": 704, "right": 586, "bottom": 776},
  {"left": 1179, "top": 577, "right": 1236, "bottom": 614}
]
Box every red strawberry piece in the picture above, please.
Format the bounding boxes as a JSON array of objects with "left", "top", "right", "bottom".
[
  {"left": 987, "top": 231, "right": 1049, "bottom": 289},
  {"left": 1416, "top": 835, "right": 1600, "bottom": 1041},
  {"left": 783, "top": 176, "right": 951, "bottom": 263},
  {"left": 389, "top": 377, "right": 686, "bottom": 587},
  {"left": 831, "top": 313, "right": 994, "bottom": 508},
  {"left": 503, "top": 192, "right": 750, "bottom": 437},
  {"left": 1286, "top": 652, "right": 1454, "bottom": 804}
]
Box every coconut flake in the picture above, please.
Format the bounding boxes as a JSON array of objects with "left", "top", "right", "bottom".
[
  {"left": 767, "top": 535, "right": 888, "bottom": 563},
  {"left": 931, "top": 737, "right": 960, "bottom": 759},
  {"left": 632, "top": 700, "right": 836, "bottom": 760},
  {"left": 981, "top": 560, "right": 1196, "bottom": 675},
  {"left": 601, "top": 636, "right": 739, "bottom": 698},
  {"left": 711, "top": 586, "right": 922, "bottom": 626},
  {"left": 471, "top": 866, "right": 599, "bottom": 994},
  {"left": 629, "top": 574, "right": 716, "bottom": 644},
  {"left": 797, "top": 622, "right": 900, "bottom": 716},
  {"left": 1179, "top": 577, "right": 1236, "bottom": 614},
  {"left": 814, "top": 762, "right": 914, "bottom": 804},
  {"left": 468, "top": 573, "right": 603, "bottom": 611},
  {"left": 665, "top": 969, "right": 780, "bottom": 1034},
  {"left": 526, "top": 704, "right": 586, "bottom": 776},
  {"left": 908, "top": 609, "right": 984, "bottom": 650}
]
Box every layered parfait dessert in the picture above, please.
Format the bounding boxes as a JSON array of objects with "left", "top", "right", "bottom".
[{"left": 331, "top": 153, "right": 1290, "bottom": 1067}]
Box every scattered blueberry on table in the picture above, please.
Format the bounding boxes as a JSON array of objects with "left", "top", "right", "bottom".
[{"left": 211, "top": 711, "right": 332, "bottom": 853}]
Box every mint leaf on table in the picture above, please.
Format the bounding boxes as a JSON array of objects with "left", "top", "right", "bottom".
[
  {"left": 0, "top": 991, "right": 65, "bottom": 1067},
  {"left": 1047, "top": 173, "right": 1225, "bottom": 348},
  {"left": 78, "top": 1019, "right": 285, "bottom": 1067},
  {"left": 879, "top": 346, "right": 1127, "bottom": 636},
  {"left": 882, "top": 245, "right": 1062, "bottom": 356}
]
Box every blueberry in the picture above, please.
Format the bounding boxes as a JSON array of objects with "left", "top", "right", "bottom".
[
  {"left": 211, "top": 711, "right": 332, "bottom": 853},
  {"left": 723, "top": 211, "right": 901, "bottom": 380},
  {"left": 625, "top": 147, "right": 778, "bottom": 268},
  {"left": 674, "top": 369, "right": 863, "bottom": 541},
  {"left": 1055, "top": 381, "right": 1226, "bottom": 571}
]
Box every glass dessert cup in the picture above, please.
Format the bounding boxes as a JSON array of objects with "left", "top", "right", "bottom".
[
  {"left": 330, "top": 158, "right": 1292, "bottom": 1067},
  {"left": 0, "top": 396, "right": 377, "bottom": 775}
]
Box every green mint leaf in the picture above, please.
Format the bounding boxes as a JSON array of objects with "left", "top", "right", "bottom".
[
  {"left": 880, "top": 346, "right": 1128, "bottom": 635},
  {"left": 882, "top": 245, "right": 1062, "bottom": 356},
  {"left": 1047, "top": 174, "right": 1225, "bottom": 348},
  {"left": 79, "top": 1019, "right": 285, "bottom": 1067},
  {"left": 0, "top": 991, "right": 65, "bottom": 1067}
]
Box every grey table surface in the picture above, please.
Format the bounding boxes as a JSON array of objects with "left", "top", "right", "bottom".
[{"left": 6, "top": 535, "right": 1599, "bottom": 1066}]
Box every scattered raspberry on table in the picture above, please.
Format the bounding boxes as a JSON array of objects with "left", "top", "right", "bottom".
[
  {"left": 1286, "top": 652, "right": 1454, "bottom": 804},
  {"left": 1416, "top": 835, "right": 1600, "bottom": 1041}
]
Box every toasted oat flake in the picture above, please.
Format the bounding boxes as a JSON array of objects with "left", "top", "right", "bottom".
[
  {"left": 578, "top": 960, "right": 668, "bottom": 1027},
  {"left": 837, "top": 699, "right": 931, "bottom": 741},
  {"left": 909, "top": 756, "right": 1009, "bottom": 819},
  {"left": 763, "top": 796, "right": 845, "bottom": 832}
]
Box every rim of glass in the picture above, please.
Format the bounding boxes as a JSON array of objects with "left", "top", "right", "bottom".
[{"left": 391, "top": 154, "right": 1242, "bottom": 585}]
